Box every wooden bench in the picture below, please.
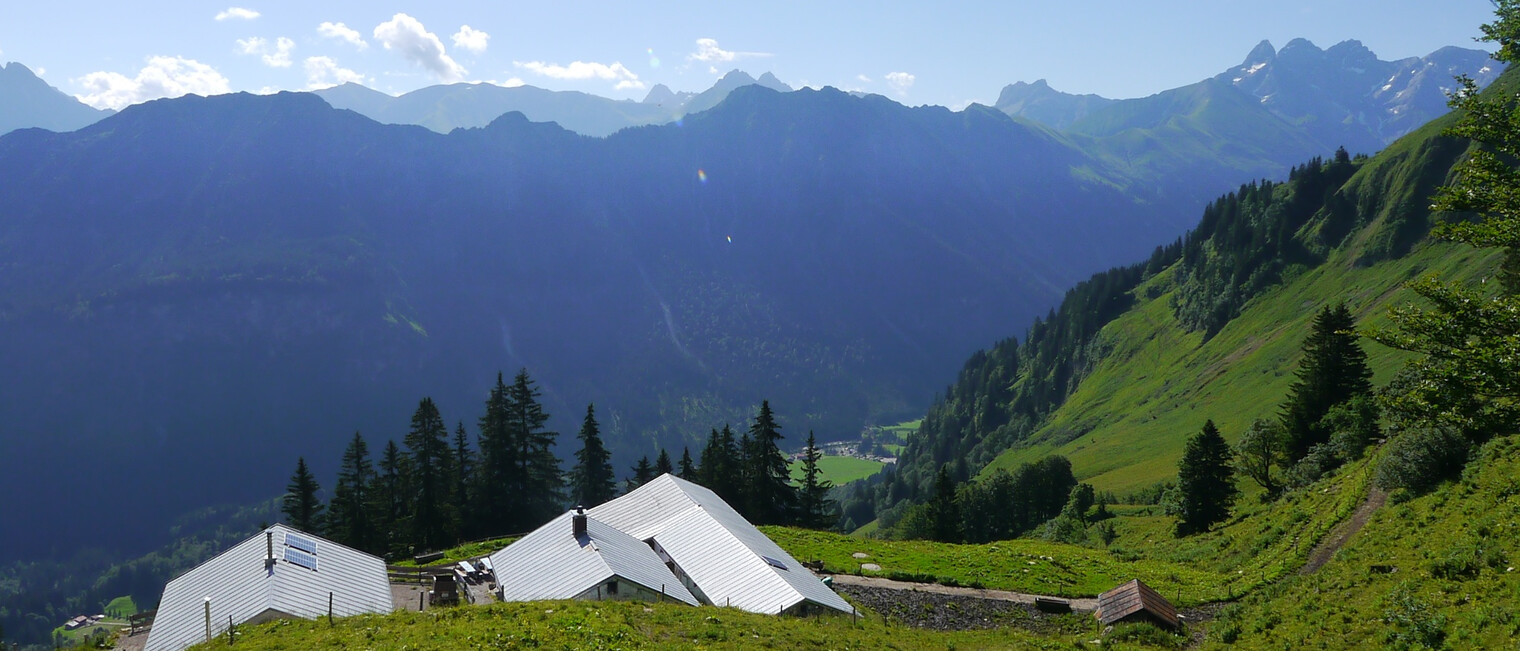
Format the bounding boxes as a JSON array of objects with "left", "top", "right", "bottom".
[{"left": 128, "top": 609, "right": 157, "bottom": 636}]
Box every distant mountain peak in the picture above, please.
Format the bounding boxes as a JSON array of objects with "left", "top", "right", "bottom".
[
  {"left": 1, "top": 59, "right": 114, "bottom": 134},
  {"left": 755, "top": 72, "right": 793, "bottom": 92},
  {"left": 1243, "top": 40, "right": 1277, "bottom": 66}
]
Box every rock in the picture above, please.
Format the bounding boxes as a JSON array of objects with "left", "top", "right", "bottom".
[
  {"left": 852, "top": 552, "right": 870, "bottom": 559},
  {"left": 860, "top": 563, "right": 882, "bottom": 571}
]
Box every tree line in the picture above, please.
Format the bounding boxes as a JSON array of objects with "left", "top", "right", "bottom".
[{"left": 279, "top": 371, "right": 837, "bottom": 558}]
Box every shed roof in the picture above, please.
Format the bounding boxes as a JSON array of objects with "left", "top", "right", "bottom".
[
  {"left": 144, "top": 525, "right": 392, "bottom": 651},
  {"left": 1095, "top": 579, "right": 1179, "bottom": 629},
  {"left": 489, "top": 510, "right": 699, "bottom": 606},
  {"left": 588, "top": 474, "right": 853, "bottom": 615}
]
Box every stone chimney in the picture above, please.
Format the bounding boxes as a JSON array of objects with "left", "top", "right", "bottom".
[{"left": 572, "top": 507, "right": 587, "bottom": 538}]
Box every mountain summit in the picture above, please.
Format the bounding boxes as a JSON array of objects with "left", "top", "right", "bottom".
[{"left": 0, "top": 62, "right": 113, "bottom": 135}]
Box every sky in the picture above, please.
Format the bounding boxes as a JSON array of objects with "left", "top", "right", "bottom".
[{"left": 0, "top": 1, "right": 1502, "bottom": 112}]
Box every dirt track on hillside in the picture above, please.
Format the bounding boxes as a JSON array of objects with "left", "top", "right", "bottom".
[{"left": 1300, "top": 487, "right": 1387, "bottom": 575}]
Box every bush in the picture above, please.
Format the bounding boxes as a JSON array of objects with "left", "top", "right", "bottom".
[
  {"left": 1285, "top": 443, "right": 1339, "bottom": 488},
  {"left": 1040, "top": 514, "right": 1088, "bottom": 544},
  {"left": 1102, "top": 621, "right": 1186, "bottom": 649},
  {"left": 1382, "top": 587, "right": 1447, "bottom": 649},
  {"left": 1375, "top": 427, "right": 1471, "bottom": 495}
]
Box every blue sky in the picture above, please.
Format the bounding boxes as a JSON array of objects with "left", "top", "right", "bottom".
[{"left": 0, "top": 1, "right": 1501, "bottom": 111}]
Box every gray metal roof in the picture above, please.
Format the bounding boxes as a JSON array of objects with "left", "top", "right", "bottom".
[
  {"left": 488, "top": 510, "right": 699, "bottom": 606},
  {"left": 144, "top": 525, "right": 392, "bottom": 651},
  {"left": 588, "top": 474, "right": 854, "bottom": 615}
]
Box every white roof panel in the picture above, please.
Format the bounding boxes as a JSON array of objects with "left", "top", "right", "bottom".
[
  {"left": 489, "top": 510, "right": 698, "bottom": 606},
  {"left": 144, "top": 525, "right": 391, "bottom": 651},
  {"left": 589, "top": 474, "right": 853, "bottom": 615}
]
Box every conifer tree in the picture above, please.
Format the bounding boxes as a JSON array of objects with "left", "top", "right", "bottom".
[
  {"left": 569, "top": 404, "right": 616, "bottom": 507},
  {"left": 475, "top": 373, "right": 519, "bottom": 535},
  {"left": 505, "top": 369, "right": 562, "bottom": 529},
  {"left": 371, "top": 439, "right": 407, "bottom": 557},
  {"left": 796, "top": 431, "right": 836, "bottom": 528},
  {"left": 1175, "top": 420, "right": 1239, "bottom": 536},
  {"left": 654, "top": 449, "right": 674, "bottom": 476},
  {"left": 326, "top": 432, "right": 374, "bottom": 551},
  {"left": 744, "top": 400, "right": 796, "bottom": 525},
  {"left": 1280, "top": 304, "right": 1372, "bottom": 460},
  {"left": 404, "top": 397, "right": 456, "bottom": 550},
  {"left": 282, "top": 457, "right": 324, "bottom": 533},
  {"left": 929, "top": 464, "right": 960, "bottom": 542},
  {"left": 627, "top": 456, "right": 655, "bottom": 492},
  {"left": 678, "top": 447, "right": 697, "bottom": 480},
  {"left": 452, "top": 422, "right": 474, "bottom": 531}
]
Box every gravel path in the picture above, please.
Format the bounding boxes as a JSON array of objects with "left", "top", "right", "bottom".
[
  {"left": 1300, "top": 487, "right": 1387, "bottom": 575},
  {"left": 829, "top": 574, "right": 1098, "bottom": 611}
]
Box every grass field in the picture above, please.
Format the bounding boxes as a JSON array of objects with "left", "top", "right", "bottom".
[
  {"left": 106, "top": 595, "right": 137, "bottom": 617},
  {"left": 983, "top": 240, "right": 1498, "bottom": 495},
  {"left": 789, "top": 455, "right": 886, "bottom": 485}
]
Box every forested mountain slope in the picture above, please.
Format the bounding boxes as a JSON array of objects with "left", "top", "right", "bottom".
[{"left": 870, "top": 66, "right": 1509, "bottom": 519}]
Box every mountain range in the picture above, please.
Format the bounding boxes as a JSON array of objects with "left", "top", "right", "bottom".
[{"left": 0, "top": 62, "right": 112, "bottom": 135}]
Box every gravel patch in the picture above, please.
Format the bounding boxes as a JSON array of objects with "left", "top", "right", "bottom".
[{"left": 838, "top": 584, "right": 1089, "bottom": 634}]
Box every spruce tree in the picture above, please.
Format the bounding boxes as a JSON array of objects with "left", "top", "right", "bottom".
[
  {"left": 404, "top": 397, "right": 456, "bottom": 550},
  {"left": 1280, "top": 304, "right": 1372, "bottom": 460},
  {"left": 1175, "top": 420, "right": 1239, "bottom": 536},
  {"left": 475, "top": 373, "right": 519, "bottom": 536},
  {"left": 326, "top": 432, "right": 374, "bottom": 551},
  {"left": 282, "top": 457, "right": 325, "bottom": 533},
  {"left": 930, "top": 464, "right": 960, "bottom": 542},
  {"left": 654, "top": 449, "right": 674, "bottom": 476},
  {"left": 744, "top": 400, "right": 796, "bottom": 525},
  {"left": 678, "top": 447, "right": 697, "bottom": 480},
  {"left": 505, "top": 369, "right": 562, "bottom": 529},
  {"left": 452, "top": 421, "right": 474, "bottom": 533},
  {"left": 796, "top": 431, "right": 836, "bottom": 528},
  {"left": 371, "top": 439, "right": 407, "bottom": 557},
  {"left": 627, "top": 456, "right": 655, "bottom": 492},
  {"left": 569, "top": 404, "right": 616, "bottom": 507}
]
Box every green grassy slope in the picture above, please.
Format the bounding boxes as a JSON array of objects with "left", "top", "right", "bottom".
[
  {"left": 984, "top": 240, "right": 1497, "bottom": 494},
  {"left": 789, "top": 455, "right": 886, "bottom": 485},
  {"left": 1208, "top": 437, "right": 1520, "bottom": 649}
]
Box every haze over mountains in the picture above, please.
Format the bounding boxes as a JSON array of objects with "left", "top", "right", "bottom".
[
  {"left": 0, "top": 62, "right": 112, "bottom": 135},
  {"left": 0, "top": 37, "right": 1497, "bottom": 567}
]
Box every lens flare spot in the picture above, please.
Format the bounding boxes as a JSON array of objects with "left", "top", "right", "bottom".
[
  {"left": 697, "top": 169, "right": 708, "bottom": 183},
  {"left": 726, "top": 236, "right": 732, "bottom": 243},
  {"left": 647, "top": 48, "right": 661, "bottom": 68}
]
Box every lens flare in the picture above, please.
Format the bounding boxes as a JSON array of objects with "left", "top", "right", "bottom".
[
  {"left": 647, "top": 48, "right": 661, "bottom": 68},
  {"left": 697, "top": 169, "right": 708, "bottom": 183},
  {"left": 726, "top": 236, "right": 732, "bottom": 243}
]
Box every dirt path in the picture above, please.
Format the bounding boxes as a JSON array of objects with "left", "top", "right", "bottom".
[
  {"left": 1300, "top": 487, "right": 1387, "bottom": 575},
  {"left": 827, "top": 574, "right": 1098, "bottom": 612}
]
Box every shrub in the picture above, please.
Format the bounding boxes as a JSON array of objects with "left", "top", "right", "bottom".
[
  {"left": 1375, "top": 427, "right": 1471, "bottom": 495},
  {"left": 1102, "top": 621, "right": 1186, "bottom": 649},
  {"left": 1285, "top": 443, "right": 1339, "bottom": 488},
  {"left": 1382, "top": 588, "right": 1447, "bottom": 649}
]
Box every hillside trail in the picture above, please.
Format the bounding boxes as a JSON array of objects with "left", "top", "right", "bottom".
[
  {"left": 826, "top": 574, "right": 1099, "bottom": 612},
  {"left": 1299, "top": 486, "right": 1387, "bottom": 575}
]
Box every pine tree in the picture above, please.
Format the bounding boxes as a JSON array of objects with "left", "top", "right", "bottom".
[
  {"left": 1175, "top": 420, "right": 1239, "bottom": 536},
  {"left": 404, "top": 398, "right": 457, "bottom": 550},
  {"left": 371, "top": 439, "right": 407, "bottom": 558},
  {"left": 325, "top": 432, "right": 374, "bottom": 551},
  {"left": 930, "top": 465, "right": 960, "bottom": 542},
  {"left": 1280, "top": 304, "right": 1372, "bottom": 460},
  {"left": 505, "top": 369, "right": 562, "bottom": 529},
  {"left": 569, "top": 404, "right": 616, "bottom": 507},
  {"left": 654, "top": 449, "right": 674, "bottom": 476},
  {"left": 678, "top": 447, "right": 697, "bottom": 480},
  {"left": 282, "top": 457, "right": 324, "bottom": 533},
  {"left": 796, "top": 431, "right": 836, "bottom": 528},
  {"left": 627, "top": 456, "right": 655, "bottom": 492},
  {"left": 744, "top": 400, "right": 796, "bottom": 525}
]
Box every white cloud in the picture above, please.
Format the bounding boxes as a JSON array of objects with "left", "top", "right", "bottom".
[
  {"left": 373, "top": 13, "right": 466, "bottom": 82},
  {"left": 886, "top": 71, "right": 915, "bottom": 96},
  {"left": 236, "top": 36, "right": 295, "bottom": 68},
  {"left": 318, "top": 22, "right": 367, "bottom": 50},
  {"left": 856, "top": 74, "right": 872, "bottom": 83},
  {"left": 304, "top": 56, "right": 365, "bottom": 90},
  {"left": 452, "top": 25, "right": 489, "bottom": 54},
  {"left": 74, "top": 56, "right": 232, "bottom": 111},
  {"left": 215, "top": 7, "right": 259, "bottom": 21},
  {"left": 515, "top": 60, "right": 644, "bottom": 90},
  {"left": 687, "top": 38, "right": 771, "bottom": 65}
]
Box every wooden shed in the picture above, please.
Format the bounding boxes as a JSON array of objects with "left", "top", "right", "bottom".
[{"left": 1095, "top": 579, "right": 1179, "bottom": 630}]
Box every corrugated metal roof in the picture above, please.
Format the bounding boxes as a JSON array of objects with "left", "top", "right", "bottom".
[
  {"left": 489, "top": 510, "right": 698, "bottom": 606},
  {"left": 144, "top": 525, "right": 392, "bottom": 651},
  {"left": 589, "top": 474, "right": 854, "bottom": 615},
  {"left": 1096, "top": 579, "right": 1179, "bottom": 629}
]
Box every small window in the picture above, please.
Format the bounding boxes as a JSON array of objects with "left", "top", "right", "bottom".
[
  {"left": 605, "top": 580, "right": 618, "bottom": 595},
  {"left": 762, "top": 555, "right": 788, "bottom": 571}
]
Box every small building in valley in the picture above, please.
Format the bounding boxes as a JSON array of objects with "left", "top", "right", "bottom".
[
  {"left": 144, "top": 524, "right": 392, "bottom": 651},
  {"left": 489, "top": 508, "right": 700, "bottom": 606},
  {"left": 1095, "top": 579, "right": 1179, "bottom": 630}
]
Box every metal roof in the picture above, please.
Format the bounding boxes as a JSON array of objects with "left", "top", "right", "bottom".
[
  {"left": 144, "top": 525, "right": 392, "bottom": 651},
  {"left": 1096, "top": 579, "right": 1179, "bottom": 629},
  {"left": 489, "top": 510, "right": 699, "bottom": 606},
  {"left": 588, "top": 474, "right": 854, "bottom": 615}
]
